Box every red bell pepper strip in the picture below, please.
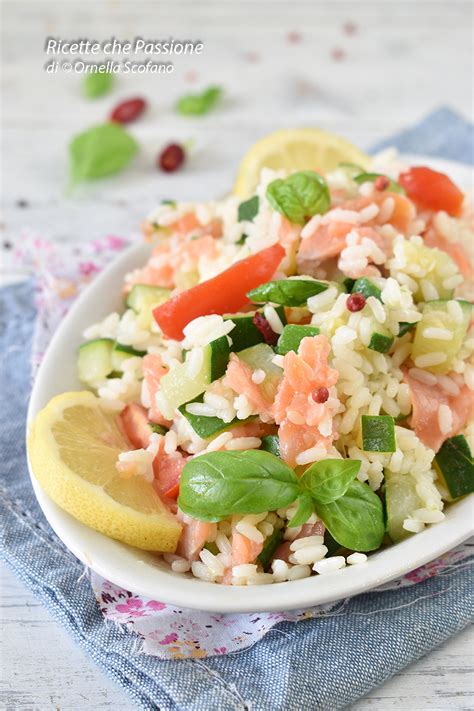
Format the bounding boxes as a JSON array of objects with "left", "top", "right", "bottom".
[
  {"left": 153, "top": 243, "right": 285, "bottom": 340},
  {"left": 399, "top": 166, "right": 464, "bottom": 217}
]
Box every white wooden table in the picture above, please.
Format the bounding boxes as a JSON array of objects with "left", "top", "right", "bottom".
[{"left": 1, "top": 1, "right": 473, "bottom": 708}]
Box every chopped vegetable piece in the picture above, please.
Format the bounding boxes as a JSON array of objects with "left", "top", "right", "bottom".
[
  {"left": 111, "top": 342, "right": 146, "bottom": 370},
  {"left": 385, "top": 470, "right": 424, "bottom": 542},
  {"left": 361, "top": 415, "right": 396, "bottom": 452},
  {"left": 238, "top": 195, "right": 259, "bottom": 222},
  {"left": 153, "top": 244, "right": 285, "bottom": 340},
  {"left": 258, "top": 528, "right": 284, "bottom": 570},
  {"left": 277, "top": 324, "right": 320, "bottom": 355},
  {"left": 411, "top": 299, "right": 472, "bottom": 374},
  {"left": 149, "top": 423, "right": 168, "bottom": 436},
  {"left": 354, "top": 172, "right": 405, "bottom": 194},
  {"left": 179, "top": 396, "right": 244, "bottom": 440},
  {"left": 398, "top": 321, "right": 416, "bottom": 337},
  {"left": 77, "top": 338, "right": 114, "bottom": 385},
  {"left": 260, "top": 435, "right": 281, "bottom": 458},
  {"left": 399, "top": 166, "right": 464, "bottom": 216},
  {"left": 352, "top": 277, "right": 382, "bottom": 301},
  {"left": 248, "top": 278, "right": 328, "bottom": 306},
  {"left": 224, "top": 306, "right": 286, "bottom": 352},
  {"left": 434, "top": 435, "right": 474, "bottom": 499},
  {"left": 158, "top": 337, "right": 229, "bottom": 418},
  {"left": 368, "top": 331, "right": 394, "bottom": 354},
  {"left": 343, "top": 277, "right": 356, "bottom": 293},
  {"left": 126, "top": 284, "right": 171, "bottom": 328}
]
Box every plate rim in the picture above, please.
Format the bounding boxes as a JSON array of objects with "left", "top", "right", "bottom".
[{"left": 26, "top": 154, "right": 474, "bottom": 612}]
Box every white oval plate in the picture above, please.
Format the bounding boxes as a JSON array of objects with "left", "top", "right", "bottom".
[{"left": 27, "top": 155, "right": 474, "bottom": 613}]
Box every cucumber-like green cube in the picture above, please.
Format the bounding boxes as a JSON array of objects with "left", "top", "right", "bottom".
[
  {"left": 277, "top": 324, "right": 320, "bottom": 355},
  {"left": 362, "top": 415, "right": 396, "bottom": 452},
  {"left": 368, "top": 331, "right": 394, "bottom": 354},
  {"left": 260, "top": 434, "right": 281, "bottom": 458},
  {"left": 352, "top": 277, "right": 382, "bottom": 301},
  {"left": 434, "top": 435, "right": 474, "bottom": 499}
]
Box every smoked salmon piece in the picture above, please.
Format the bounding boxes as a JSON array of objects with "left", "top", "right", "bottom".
[
  {"left": 177, "top": 518, "right": 217, "bottom": 561},
  {"left": 404, "top": 369, "right": 473, "bottom": 452},
  {"left": 273, "top": 335, "right": 339, "bottom": 466},
  {"left": 142, "top": 354, "right": 170, "bottom": 426}
]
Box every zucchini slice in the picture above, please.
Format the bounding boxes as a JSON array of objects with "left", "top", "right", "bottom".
[
  {"left": 434, "top": 435, "right": 474, "bottom": 499},
  {"left": 77, "top": 338, "right": 114, "bottom": 384},
  {"left": 361, "top": 415, "right": 396, "bottom": 453},
  {"left": 277, "top": 324, "right": 320, "bottom": 355}
]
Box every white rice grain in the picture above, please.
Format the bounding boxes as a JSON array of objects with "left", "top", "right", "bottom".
[
  {"left": 422, "top": 327, "right": 453, "bottom": 341},
  {"left": 289, "top": 544, "right": 328, "bottom": 566},
  {"left": 313, "top": 556, "right": 346, "bottom": 574},
  {"left": 347, "top": 552, "right": 368, "bottom": 565},
  {"left": 263, "top": 305, "right": 284, "bottom": 334},
  {"left": 438, "top": 404, "right": 453, "bottom": 435},
  {"left": 226, "top": 436, "right": 262, "bottom": 451},
  {"left": 414, "top": 352, "right": 447, "bottom": 368}
]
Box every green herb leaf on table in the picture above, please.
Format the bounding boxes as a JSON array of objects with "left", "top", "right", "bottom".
[
  {"left": 287, "top": 493, "right": 314, "bottom": 528},
  {"left": 82, "top": 72, "right": 114, "bottom": 99},
  {"left": 247, "top": 278, "right": 328, "bottom": 306},
  {"left": 69, "top": 123, "right": 138, "bottom": 186},
  {"left": 176, "top": 85, "right": 222, "bottom": 116},
  {"left": 301, "top": 459, "right": 361, "bottom": 505},
  {"left": 177, "top": 450, "right": 300, "bottom": 521},
  {"left": 266, "top": 171, "right": 330, "bottom": 225},
  {"left": 238, "top": 195, "right": 259, "bottom": 222},
  {"left": 314, "top": 480, "right": 385, "bottom": 551}
]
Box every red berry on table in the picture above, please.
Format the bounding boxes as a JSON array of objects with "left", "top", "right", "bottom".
[
  {"left": 346, "top": 293, "right": 366, "bottom": 312},
  {"left": 158, "top": 143, "right": 185, "bottom": 173},
  {"left": 312, "top": 387, "right": 329, "bottom": 404},
  {"left": 110, "top": 98, "right": 147, "bottom": 124}
]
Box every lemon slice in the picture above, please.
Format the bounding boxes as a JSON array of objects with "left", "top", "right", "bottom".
[
  {"left": 233, "top": 127, "right": 371, "bottom": 198},
  {"left": 28, "top": 391, "right": 181, "bottom": 552}
]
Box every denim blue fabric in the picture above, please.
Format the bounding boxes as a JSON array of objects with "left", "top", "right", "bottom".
[{"left": 1, "top": 108, "right": 473, "bottom": 711}]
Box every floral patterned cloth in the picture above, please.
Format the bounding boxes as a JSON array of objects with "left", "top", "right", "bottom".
[{"left": 15, "top": 231, "right": 473, "bottom": 660}]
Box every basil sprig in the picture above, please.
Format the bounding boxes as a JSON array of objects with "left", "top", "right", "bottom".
[
  {"left": 314, "top": 481, "right": 385, "bottom": 551},
  {"left": 178, "top": 452, "right": 385, "bottom": 551},
  {"left": 178, "top": 450, "right": 300, "bottom": 522},
  {"left": 247, "top": 278, "right": 328, "bottom": 306},
  {"left": 69, "top": 123, "right": 138, "bottom": 186},
  {"left": 300, "top": 459, "right": 361, "bottom": 504},
  {"left": 176, "top": 85, "right": 222, "bottom": 116},
  {"left": 266, "top": 171, "right": 330, "bottom": 225},
  {"left": 354, "top": 172, "right": 405, "bottom": 194}
]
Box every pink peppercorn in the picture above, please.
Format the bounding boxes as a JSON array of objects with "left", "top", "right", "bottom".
[
  {"left": 346, "top": 293, "right": 366, "bottom": 312},
  {"left": 374, "top": 175, "right": 390, "bottom": 191},
  {"left": 312, "top": 387, "right": 329, "bottom": 404}
]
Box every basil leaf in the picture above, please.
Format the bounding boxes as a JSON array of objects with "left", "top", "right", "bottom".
[
  {"left": 266, "top": 171, "right": 330, "bottom": 225},
  {"left": 83, "top": 72, "right": 114, "bottom": 99},
  {"left": 247, "top": 278, "right": 328, "bottom": 306},
  {"left": 238, "top": 195, "right": 259, "bottom": 222},
  {"left": 176, "top": 85, "right": 222, "bottom": 116},
  {"left": 69, "top": 123, "right": 138, "bottom": 185},
  {"left": 301, "top": 459, "right": 361, "bottom": 505},
  {"left": 314, "top": 480, "right": 385, "bottom": 551},
  {"left": 354, "top": 172, "right": 405, "bottom": 194},
  {"left": 178, "top": 450, "right": 300, "bottom": 522},
  {"left": 287, "top": 494, "right": 314, "bottom": 527}
]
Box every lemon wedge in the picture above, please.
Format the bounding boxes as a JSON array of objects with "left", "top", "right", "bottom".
[
  {"left": 233, "top": 127, "right": 371, "bottom": 198},
  {"left": 27, "top": 391, "right": 181, "bottom": 552}
]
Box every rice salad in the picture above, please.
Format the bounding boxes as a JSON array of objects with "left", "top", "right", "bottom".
[{"left": 76, "top": 153, "right": 474, "bottom": 586}]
